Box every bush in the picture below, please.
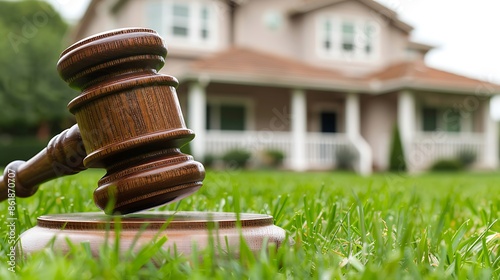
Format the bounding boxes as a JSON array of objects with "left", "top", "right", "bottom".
[
  {"left": 0, "top": 137, "right": 47, "bottom": 166},
  {"left": 203, "top": 154, "right": 216, "bottom": 168},
  {"left": 430, "top": 159, "right": 464, "bottom": 172},
  {"left": 221, "top": 149, "right": 251, "bottom": 169},
  {"left": 457, "top": 149, "right": 476, "bottom": 167},
  {"left": 388, "top": 124, "right": 406, "bottom": 172},
  {"left": 261, "top": 149, "right": 285, "bottom": 168},
  {"left": 335, "top": 148, "right": 357, "bottom": 170}
]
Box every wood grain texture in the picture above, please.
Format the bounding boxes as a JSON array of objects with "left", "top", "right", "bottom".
[{"left": 1, "top": 28, "right": 205, "bottom": 214}]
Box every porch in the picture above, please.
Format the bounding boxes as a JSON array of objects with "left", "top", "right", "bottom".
[
  {"left": 183, "top": 82, "right": 373, "bottom": 174},
  {"left": 205, "top": 130, "right": 359, "bottom": 170},
  {"left": 397, "top": 90, "right": 498, "bottom": 171},
  {"left": 409, "top": 132, "right": 486, "bottom": 170}
]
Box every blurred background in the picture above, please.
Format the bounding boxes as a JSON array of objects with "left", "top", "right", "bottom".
[{"left": 0, "top": 0, "right": 499, "bottom": 174}]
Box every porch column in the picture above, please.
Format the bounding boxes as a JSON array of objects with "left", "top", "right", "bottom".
[
  {"left": 483, "top": 100, "right": 498, "bottom": 168},
  {"left": 398, "top": 90, "right": 415, "bottom": 160},
  {"left": 188, "top": 81, "right": 207, "bottom": 160},
  {"left": 291, "top": 88, "right": 307, "bottom": 171},
  {"left": 346, "top": 92, "right": 372, "bottom": 175},
  {"left": 346, "top": 92, "right": 360, "bottom": 139}
]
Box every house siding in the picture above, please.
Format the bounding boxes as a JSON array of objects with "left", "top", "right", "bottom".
[
  {"left": 234, "top": 0, "right": 301, "bottom": 59},
  {"left": 360, "top": 93, "right": 397, "bottom": 170}
]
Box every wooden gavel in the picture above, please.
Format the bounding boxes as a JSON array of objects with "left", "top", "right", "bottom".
[{"left": 0, "top": 28, "right": 205, "bottom": 215}]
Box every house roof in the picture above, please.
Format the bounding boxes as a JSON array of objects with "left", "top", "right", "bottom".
[
  {"left": 366, "top": 61, "right": 500, "bottom": 94},
  {"left": 184, "top": 48, "right": 369, "bottom": 92},
  {"left": 289, "top": 0, "right": 413, "bottom": 34},
  {"left": 407, "top": 41, "right": 434, "bottom": 54},
  {"left": 185, "top": 48, "right": 500, "bottom": 95}
]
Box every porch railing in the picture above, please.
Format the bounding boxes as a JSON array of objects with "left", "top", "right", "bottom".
[
  {"left": 205, "top": 130, "right": 357, "bottom": 169},
  {"left": 408, "top": 132, "right": 485, "bottom": 170},
  {"left": 205, "top": 130, "right": 293, "bottom": 162},
  {"left": 305, "top": 132, "right": 353, "bottom": 168}
]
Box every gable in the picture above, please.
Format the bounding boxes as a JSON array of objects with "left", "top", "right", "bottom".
[{"left": 290, "top": 0, "right": 412, "bottom": 34}]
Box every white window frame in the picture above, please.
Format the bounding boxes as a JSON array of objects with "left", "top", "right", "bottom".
[
  {"left": 417, "top": 105, "right": 473, "bottom": 133},
  {"left": 206, "top": 97, "right": 255, "bottom": 131},
  {"left": 316, "top": 14, "right": 380, "bottom": 62},
  {"left": 147, "top": 0, "right": 219, "bottom": 50}
]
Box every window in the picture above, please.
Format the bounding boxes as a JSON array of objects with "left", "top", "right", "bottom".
[
  {"left": 200, "top": 6, "right": 210, "bottom": 39},
  {"left": 318, "top": 17, "right": 378, "bottom": 60},
  {"left": 341, "top": 22, "right": 355, "bottom": 52},
  {"left": 148, "top": 0, "right": 217, "bottom": 48},
  {"left": 323, "top": 20, "right": 332, "bottom": 50},
  {"left": 206, "top": 103, "right": 249, "bottom": 131},
  {"left": 422, "top": 107, "right": 463, "bottom": 132},
  {"left": 172, "top": 4, "right": 189, "bottom": 37},
  {"left": 422, "top": 108, "right": 437, "bottom": 131},
  {"left": 364, "top": 23, "right": 375, "bottom": 54}
]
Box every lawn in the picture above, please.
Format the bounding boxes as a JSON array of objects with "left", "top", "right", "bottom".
[{"left": 1, "top": 169, "right": 499, "bottom": 279}]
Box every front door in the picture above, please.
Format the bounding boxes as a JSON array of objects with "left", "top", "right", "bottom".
[{"left": 320, "top": 112, "right": 337, "bottom": 133}]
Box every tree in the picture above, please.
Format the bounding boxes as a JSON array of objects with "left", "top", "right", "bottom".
[
  {"left": 0, "top": 1, "right": 72, "bottom": 138},
  {"left": 388, "top": 124, "right": 407, "bottom": 172}
]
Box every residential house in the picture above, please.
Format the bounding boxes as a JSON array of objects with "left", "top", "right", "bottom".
[{"left": 72, "top": 0, "right": 500, "bottom": 174}]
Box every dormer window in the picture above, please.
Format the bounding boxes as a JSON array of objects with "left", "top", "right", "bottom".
[
  {"left": 148, "top": 0, "right": 218, "bottom": 49},
  {"left": 318, "top": 16, "right": 379, "bottom": 61}
]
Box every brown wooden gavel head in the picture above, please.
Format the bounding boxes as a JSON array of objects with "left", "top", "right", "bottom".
[{"left": 0, "top": 28, "right": 205, "bottom": 215}]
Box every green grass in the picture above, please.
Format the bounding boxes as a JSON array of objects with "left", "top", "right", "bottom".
[{"left": 1, "top": 170, "right": 499, "bottom": 279}]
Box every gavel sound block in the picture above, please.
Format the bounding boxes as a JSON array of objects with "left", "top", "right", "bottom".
[{"left": 1, "top": 28, "right": 285, "bottom": 256}]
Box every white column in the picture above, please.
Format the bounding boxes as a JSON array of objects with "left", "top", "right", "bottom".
[
  {"left": 346, "top": 92, "right": 372, "bottom": 175},
  {"left": 188, "top": 82, "right": 206, "bottom": 160},
  {"left": 291, "top": 89, "right": 307, "bottom": 171},
  {"left": 483, "top": 100, "right": 498, "bottom": 168},
  {"left": 346, "top": 92, "right": 360, "bottom": 139},
  {"left": 398, "top": 90, "right": 415, "bottom": 159}
]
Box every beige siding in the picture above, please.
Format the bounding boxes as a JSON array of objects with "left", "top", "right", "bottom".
[
  {"left": 360, "top": 93, "right": 397, "bottom": 170},
  {"left": 234, "top": 0, "right": 302, "bottom": 59}
]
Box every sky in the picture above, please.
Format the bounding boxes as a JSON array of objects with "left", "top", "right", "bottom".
[{"left": 45, "top": 0, "right": 500, "bottom": 117}]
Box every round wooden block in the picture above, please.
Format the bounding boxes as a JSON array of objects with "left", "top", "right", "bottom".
[{"left": 19, "top": 211, "right": 286, "bottom": 257}]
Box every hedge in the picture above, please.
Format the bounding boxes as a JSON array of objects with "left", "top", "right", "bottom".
[{"left": 0, "top": 138, "right": 47, "bottom": 167}]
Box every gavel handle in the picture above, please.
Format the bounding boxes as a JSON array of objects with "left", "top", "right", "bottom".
[{"left": 0, "top": 124, "right": 87, "bottom": 201}]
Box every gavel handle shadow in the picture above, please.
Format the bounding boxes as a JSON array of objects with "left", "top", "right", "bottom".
[{"left": 0, "top": 124, "right": 86, "bottom": 201}]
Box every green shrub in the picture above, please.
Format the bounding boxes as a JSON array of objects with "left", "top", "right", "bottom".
[
  {"left": 222, "top": 149, "right": 251, "bottom": 169},
  {"left": 335, "top": 148, "right": 357, "bottom": 170},
  {"left": 0, "top": 137, "right": 47, "bottom": 166},
  {"left": 430, "top": 159, "right": 464, "bottom": 172},
  {"left": 262, "top": 149, "right": 285, "bottom": 168},
  {"left": 388, "top": 124, "right": 407, "bottom": 172},
  {"left": 203, "top": 154, "right": 216, "bottom": 168},
  {"left": 457, "top": 149, "right": 476, "bottom": 167}
]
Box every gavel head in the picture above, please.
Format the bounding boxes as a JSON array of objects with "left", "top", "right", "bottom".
[{"left": 57, "top": 28, "right": 205, "bottom": 215}]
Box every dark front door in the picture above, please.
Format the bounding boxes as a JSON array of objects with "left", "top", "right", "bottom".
[{"left": 321, "top": 112, "right": 337, "bottom": 133}]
